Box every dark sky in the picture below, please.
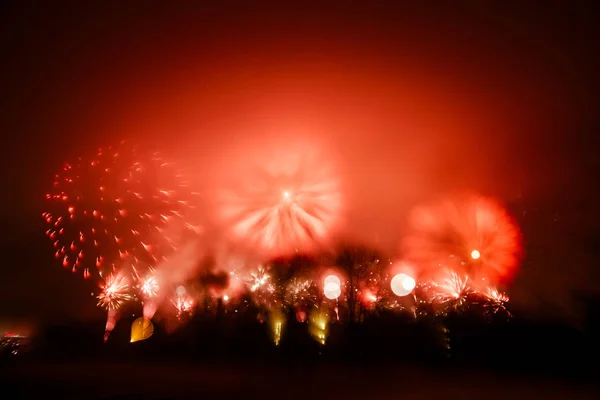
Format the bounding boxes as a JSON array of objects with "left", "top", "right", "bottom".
[{"left": 1, "top": 1, "right": 599, "bottom": 324}]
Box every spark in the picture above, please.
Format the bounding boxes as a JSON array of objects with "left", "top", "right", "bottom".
[
  {"left": 97, "top": 274, "right": 132, "bottom": 310},
  {"left": 43, "top": 141, "right": 200, "bottom": 281},
  {"left": 247, "top": 266, "right": 271, "bottom": 292},
  {"left": 140, "top": 275, "right": 159, "bottom": 298},
  {"left": 431, "top": 271, "right": 471, "bottom": 309},
  {"left": 285, "top": 278, "right": 318, "bottom": 307},
  {"left": 172, "top": 295, "right": 194, "bottom": 319}
]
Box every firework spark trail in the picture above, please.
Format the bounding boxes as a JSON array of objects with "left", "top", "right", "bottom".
[
  {"left": 142, "top": 239, "right": 203, "bottom": 319},
  {"left": 97, "top": 274, "right": 132, "bottom": 310},
  {"left": 412, "top": 269, "right": 512, "bottom": 316},
  {"left": 402, "top": 193, "right": 523, "bottom": 285},
  {"left": 482, "top": 286, "right": 511, "bottom": 316},
  {"left": 247, "top": 265, "right": 271, "bottom": 292},
  {"left": 172, "top": 295, "right": 195, "bottom": 316},
  {"left": 140, "top": 273, "right": 160, "bottom": 298},
  {"left": 285, "top": 277, "right": 318, "bottom": 308},
  {"left": 43, "top": 141, "right": 199, "bottom": 281},
  {"left": 216, "top": 139, "right": 343, "bottom": 257},
  {"left": 431, "top": 271, "right": 471, "bottom": 308}
]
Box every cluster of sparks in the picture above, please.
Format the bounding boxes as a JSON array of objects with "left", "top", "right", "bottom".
[
  {"left": 285, "top": 278, "right": 318, "bottom": 307},
  {"left": 140, "top": 275, "right": 159, "bottom": 298},
  {"left": 96, "top": 274, "right": 132, "bottom": 311},
  {"left": 431, "top": 271, "right": 471, "bottom": 308},
  {"left": 172, "top": 295, "right": 195, "bottom": 317},
  {"left": 413, "top": 271, "right": 510, "bottom": 317},
  {"left": 247, "top": 265, "right": 271, "bottom": 292},
  {"left": 43, "top": 141, "right": 199, "bottom": 281}
]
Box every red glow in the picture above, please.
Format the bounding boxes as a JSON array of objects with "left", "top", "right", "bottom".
[
  {"left": 296, "top": 310, "right": 307, "bottom": 322},
  {"left": 402, "top": 193, "right": 523, "bottom": 284},
  {"left": 216, "top": 137, "right": 343, "bottom": 257}
]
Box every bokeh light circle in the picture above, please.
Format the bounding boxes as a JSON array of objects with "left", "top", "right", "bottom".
[
  {"left": 175, "top": 285, "right": 186, "bottom": 297},
  {"left": 324, "top": 282, "right": 341, "bottom": 300},
  {"left": 390, "top": 273, "right": 416, "bottom": 297},
  {"left": 323, "top": 274, "right": 341, "bottom": 287}
]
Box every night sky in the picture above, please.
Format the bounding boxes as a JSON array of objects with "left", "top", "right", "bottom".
[{"left": 1, "top": 2, "right": 599, "bottom": 324}]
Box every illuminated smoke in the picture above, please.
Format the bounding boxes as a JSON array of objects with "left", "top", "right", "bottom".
[
  {"left": 402, "top": 193, "right": 523, "bottom": 285},
  {"left": 216, "top": 137, "right": 343, "bottom": 257}
]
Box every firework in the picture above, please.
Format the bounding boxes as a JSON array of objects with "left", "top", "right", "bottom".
[
  {"left": 284, "top": 277, "right": 318, "bottom": 308},
  {"left": 269, "top": 309, "right": 285, "bottom": 346},
  {"left": 481, "top": 287, "right": 511, "bottom": 317},
  {"left": 246, "top": 265, "right": 272, "bottom": 292},
  {"left": 43, "top": 141, "right": 199, "bottom": 280},
  {"left": 97, "top": 274, "right": 132, "bottom": 310},
  {"left": 402, "top": 193, "right": 523, "bottom": 285},
  {"left": 172, "top": 296, "right": 194, "bottom": 313},
  {"left": 412, "top": 269, "right": 512, "bottom": 318},
  {"left": 140, "top": 274, "right": 160, "bottom": 298},
  {"left": 309, "top": 309, "right": 329, "bottom": 345},
  {"left": 217, "top": 139, "right": 342, "bottom": 257},
  {"left": 430, "top": 271, "right": 471, "bottom": 310},
  {"left": 242, "top": 265, "right": 276, "bottom": 308},
  {"left": 172, "top": 293, "right": 195, "bottom": 320}
]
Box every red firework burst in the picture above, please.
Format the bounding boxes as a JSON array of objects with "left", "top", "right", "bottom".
[
  {"left": 217, "top": 140, "right": 342, "bottom": 257},
  {"left": 43, "top": 141, "right": 200, "bottom": 280},
  {"left": 402, "top": 193, "right": 523, "bottom": 285}
]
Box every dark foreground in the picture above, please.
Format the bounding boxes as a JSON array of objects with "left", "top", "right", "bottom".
[
  {"left": 3, "top": 360, "right": 600, "bottom": 399},
  {"left": 2, "top": 315, "right": 600, "bottom": 398}
]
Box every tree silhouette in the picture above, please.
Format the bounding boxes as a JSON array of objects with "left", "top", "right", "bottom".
[{"left": 335, "top": 243, "right": 384, "bottom": 322}]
